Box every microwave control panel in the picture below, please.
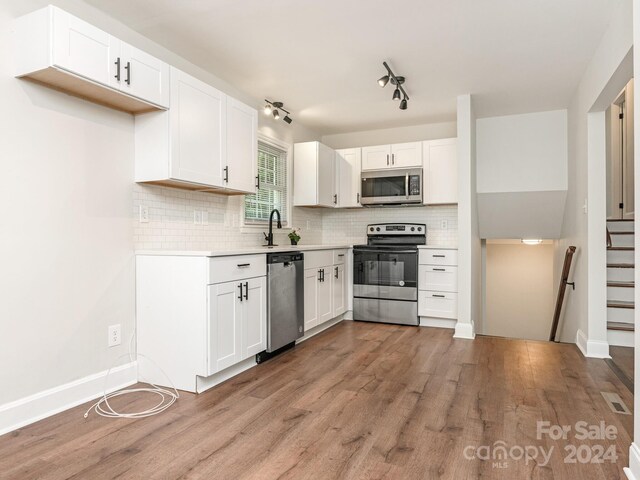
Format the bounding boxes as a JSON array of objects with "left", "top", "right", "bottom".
[{"left": 409, "top": 175, "right": 421, "bottom": 196}]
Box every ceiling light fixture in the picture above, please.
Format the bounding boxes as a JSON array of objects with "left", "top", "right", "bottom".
[
  {"left": 377, "top": 61, "right": 410, "bottom": 110},
  {"left": 521, "top": 239, "right": 543, "bottom": 245},
  {"left": 263, "top": 100, "right": 293, "bottom": 124}
]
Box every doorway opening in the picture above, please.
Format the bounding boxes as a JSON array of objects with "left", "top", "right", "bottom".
[
  {"left": 605, "top": 79, "right": 635, "bottom": 389},
  {"left": 480, "top": 239, "right": 556, "bottom": 341}
]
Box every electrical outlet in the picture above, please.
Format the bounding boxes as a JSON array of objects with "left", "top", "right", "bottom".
[
  {"left": 194, "top": 210, "right": 202, "bottom": 225},
  {"left": 139, "top": 205, "right": 149, "bottom": 223},
  {"left": 108, "top": 324, "right": 121, "bottom": 347},
  {"left": 441, "top": 220, "right": 448, "bottom": 229},
  {"left": 306, "top": 220, "right": 311, "bottom": 230},
  {"left": 201, "top": 210, "right": 209, "bottom": 225}
]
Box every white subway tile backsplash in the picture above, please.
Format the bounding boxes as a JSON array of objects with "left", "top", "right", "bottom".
[{"left": 133, "top": 184, "right": 457, "bottom": 250}]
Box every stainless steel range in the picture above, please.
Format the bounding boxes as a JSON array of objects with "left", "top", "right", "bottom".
[{"left": 353, "top": 223, "right": 426, "bottom": 326}]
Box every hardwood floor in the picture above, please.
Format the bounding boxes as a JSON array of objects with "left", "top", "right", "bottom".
[
  {"left": 610, "top": 346, "right": 634, "bottom": 390},
  {"left": 0, "top": 321, "right": 634, "bottom": 479}
]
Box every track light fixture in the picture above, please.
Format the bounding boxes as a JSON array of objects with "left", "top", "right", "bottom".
[
  {"left": 263, "top": 100, "right": 293, "bottom": 125},
  {"left": 377, "top": 61, "right": 409, "bottom": 110}
]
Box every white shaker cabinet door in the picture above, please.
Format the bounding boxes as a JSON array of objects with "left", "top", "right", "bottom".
[
  {"left": 170, "top": 68, "right": 226, "bottom": 187},
  {"left": 208, "top": 281, "right": 241, "bottom": 375}
]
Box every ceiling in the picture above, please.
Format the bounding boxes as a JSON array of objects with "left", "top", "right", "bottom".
[{"left": 84, "top": 0, "right": 620, "bottom": 135}]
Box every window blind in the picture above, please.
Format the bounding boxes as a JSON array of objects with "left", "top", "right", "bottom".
[{"left": 244, "top": 141, "right": 288, "bottom": 224}]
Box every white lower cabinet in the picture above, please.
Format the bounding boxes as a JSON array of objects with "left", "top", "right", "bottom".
[
  {"left": 418, "top": 248, "right": 458, "bottom": 323},
  {"left": 136, "top": 254, "right": 266, "bottom": 393},
  {"left": 207, "top": 276, "right": 266, "bottom": 375},
  {"left": 303, "top": 250, "right": 349, "bottom": 331}
]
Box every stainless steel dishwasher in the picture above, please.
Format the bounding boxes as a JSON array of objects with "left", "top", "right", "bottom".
[{"left": 256, "top": 252, "right": 304, "bottom": 363}]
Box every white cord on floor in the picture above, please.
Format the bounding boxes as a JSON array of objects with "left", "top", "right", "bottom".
[{"left": 83, "top": 351, "right": 179, "bottom": 419}]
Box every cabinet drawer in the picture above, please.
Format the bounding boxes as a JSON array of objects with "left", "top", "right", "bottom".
[
  {"left": 418, "top": 291, "right": 458, "bottom": 319},
  {"left": 333, "top": 249, "right": 348, "bottom": 265},
  {"left": 419, "top": 265, "right": 457, "bottom": 292},
  {"left": 419, "top": 249, "right": 458, "bottom": 266},
  {"left": 304, "top": 250, "right": 334, "bottom": 270},
  {"left": 208, "top": 254, "right": 266, "bottom": 284}
]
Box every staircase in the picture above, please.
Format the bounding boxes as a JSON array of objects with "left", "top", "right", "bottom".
[{"left": 607, "top": 219, "right": 635, "bottom": 347}]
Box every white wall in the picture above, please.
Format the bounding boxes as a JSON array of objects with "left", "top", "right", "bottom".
[
  {"left": 476, "top": 110, "right": 568, "bottom": 193},
  {"left": 0, "top": 2, "right": 136, "bottom": 404},
  {"left": 484, "top": 242, "right": 555, "bottom": 341},
  {"left": 321, "top": 121, "right": 456, "bottom": 149},
  {"left": 556, "top": 0, "right": 633, "bottom": 348}
]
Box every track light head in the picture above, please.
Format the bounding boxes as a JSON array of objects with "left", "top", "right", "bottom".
[
  {"left": 393, "top": 87, "right": 401, "bottom": 101},
  {"left": 273, "top": 109, "right": 280, "bottom": 120},
  {"left": 283, "top": 115, "right": 292, "bottom": 124},
  {"left": 378, "top": 75, "right": 390, "bottom": 87},
  {"left": 399, "top": 98, "right": 408, "bottom": 110},
  {"left": 264, "top": 104, "right": 272, "bottom": 115}
]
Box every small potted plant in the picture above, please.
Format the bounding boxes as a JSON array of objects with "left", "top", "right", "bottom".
[{"left": 288, "top": 227, "right": 301, "bottom": 246}]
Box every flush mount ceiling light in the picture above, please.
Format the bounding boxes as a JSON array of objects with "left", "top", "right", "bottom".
[
  {"left": 377, "top": 61, "right": 409, "bottom": 110},
  {"left": 522, "top": 239, "right": 543, "bottom": 245},
  {"left": 263, "top": 100, "right": 293, "bottom": 125}
]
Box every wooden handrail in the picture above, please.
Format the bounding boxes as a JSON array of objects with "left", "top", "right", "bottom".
[
  {"left": 549, "top": 246, "right": 577, "bottom": 342},
  {"left": 606, "top": 228, "right": 612, "bottom": 248}
]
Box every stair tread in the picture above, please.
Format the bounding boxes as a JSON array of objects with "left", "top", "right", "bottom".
[
  {"left": 610, "top": 231, "right": 635, "bottom": 235},
  {"left": 608, "top": 246, "right": 634, "bottom": 251},
  {"left": 607, "top": 321, "right": 635, "bottom": 331},
  {"left": 608, "top": 281, "right": 635, "bottom": 288},
  {"left": 608, "top": 263, "right": 635, "bottom": 268},
  {"left": 607, "top": 219, "right": 635, "bottom": 222},
  {"left": 607, "top": 300, "right": 635, "bottom": 309}
]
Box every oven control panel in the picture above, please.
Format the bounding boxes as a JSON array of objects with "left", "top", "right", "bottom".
[{"left": 367, "top": 223, "right": 426, "bottom": 235}]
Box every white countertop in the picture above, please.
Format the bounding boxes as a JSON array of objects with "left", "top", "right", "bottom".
[
  {"left": 136, "top": 244, "right": 353, "bottom": 257},
  {"left": 418, "top": 245, "right": 458, "bottom": 250}
]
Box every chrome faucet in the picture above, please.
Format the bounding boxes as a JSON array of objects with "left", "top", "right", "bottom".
[{"left": 263, "top": 209, "right": 282, "bottom": 246}]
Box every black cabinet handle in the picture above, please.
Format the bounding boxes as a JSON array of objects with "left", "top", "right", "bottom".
[
  {"left": 392, "top": 153, "right": 395, "bottom": 165},
  {"left": 224, "top": 166, "right": 229, "bottom": 182},
  {"left": 124, "top": 61, "right": 131, "bottom": 85},
  {"left": 335, "top": 266, "right": 339, "bottom": 279},
  {"left": 238, "top": 283, "right": 243, "bottom": 301},
  {"left": 255, "top": 176, "right": 260, "bottom": 188},
  {"left": 318, "top": 269, "right": 322, "bottom": 281},
  {"left": 244, "top": 282, "right": 249, "bottom": 300},
  {"left": 432, "top": 294, "right": 445, "bottom": 298},
  {"left": 432, "top": 255, "right": 446, "bottom": 258},
  {"left": 386, "top": 154, "right": 389, "bottom": 166},
  {"left": 433, "top": 268, "right": 446, "bottom": 272},
  {"left": 114, "top": 57, "right": 121, "bottom": 81},
  {"left": 338, "top": 254, "right": 344, "bottom": 257},
  {"left": 334, "top": 194, "right": 337, "bottom": 205},
  {"left": 357, "top": 193, "right": 360, "bottom": 203},
  {"left": 237, "top": 263, "right": 250, "bottom": 268}
]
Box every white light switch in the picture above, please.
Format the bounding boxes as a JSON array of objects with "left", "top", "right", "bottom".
[{"left": 441, "top": 220, "right": 448, "bottom": 229}]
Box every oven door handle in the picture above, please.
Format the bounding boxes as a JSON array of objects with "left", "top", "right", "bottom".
[{"left": 354, "top": 248, "right": 417, "bottom": 254}]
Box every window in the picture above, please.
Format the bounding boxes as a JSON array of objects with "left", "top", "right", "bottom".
[{"left": 244, "top": 140, "right": 289, "bottom": 225}]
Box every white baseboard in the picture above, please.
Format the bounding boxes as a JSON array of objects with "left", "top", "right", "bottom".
[
  {"left": 576, "top": 329, "right": 610, "bottom": 358},
  {"left": 420, "top": 317, "right": 456, "bottom": 329},
  {"left": 624, "top": 442, "right": 640, "bottom": 479},
  {"left": 0, "top": 361, "right": 137, "bottom": 436},
  {"left": 297, "top": 314, "right": 345, "bottom": 343},
  {"left": 453, "top": 320, "right": 475, "bottom": 339},
  {"left": 196, "top": 357, "right": 257, "bottom": 394}
]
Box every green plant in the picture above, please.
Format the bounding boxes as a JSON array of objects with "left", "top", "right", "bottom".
[{"left": 288, "top": 228, "right": 301, "bottom": 242}]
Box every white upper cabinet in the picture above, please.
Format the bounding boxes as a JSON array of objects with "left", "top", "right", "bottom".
[
  {"left": 135, "top": 68, "right": 258, "bottom": 194},
  {"left": 293, "top": 142, "right": 336, "bottom": 207},
  {"left": 15, "top": 6, "right": 169, "bottom": 113},
  {"left": 361, "top": 145, "right": 392, "bottom": 170},
  {"left": 391, "top": 142, "right": 422, "bottom": 168},
  {"left": 119, "top": 42, "right": 170, "bottom": 108},
  {"left": 423, "top": 138, "right": 458, "bottom": 205},
  {"left": 226, "top": 98, "right": 258, "bottom": 194},
  {"left": 361, "top": 142, "right": 422, "bottom": 170},
  {"left": 169, "top": 68, "right": 226, "bottom": 187},
  {"left": 335, "top": 148, "right": 362, "bottom": 208}
]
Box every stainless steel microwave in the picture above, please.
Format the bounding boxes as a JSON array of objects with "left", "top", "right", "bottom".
[{"left": 360, "top": 168, "right": 423, "bottom": 205}]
